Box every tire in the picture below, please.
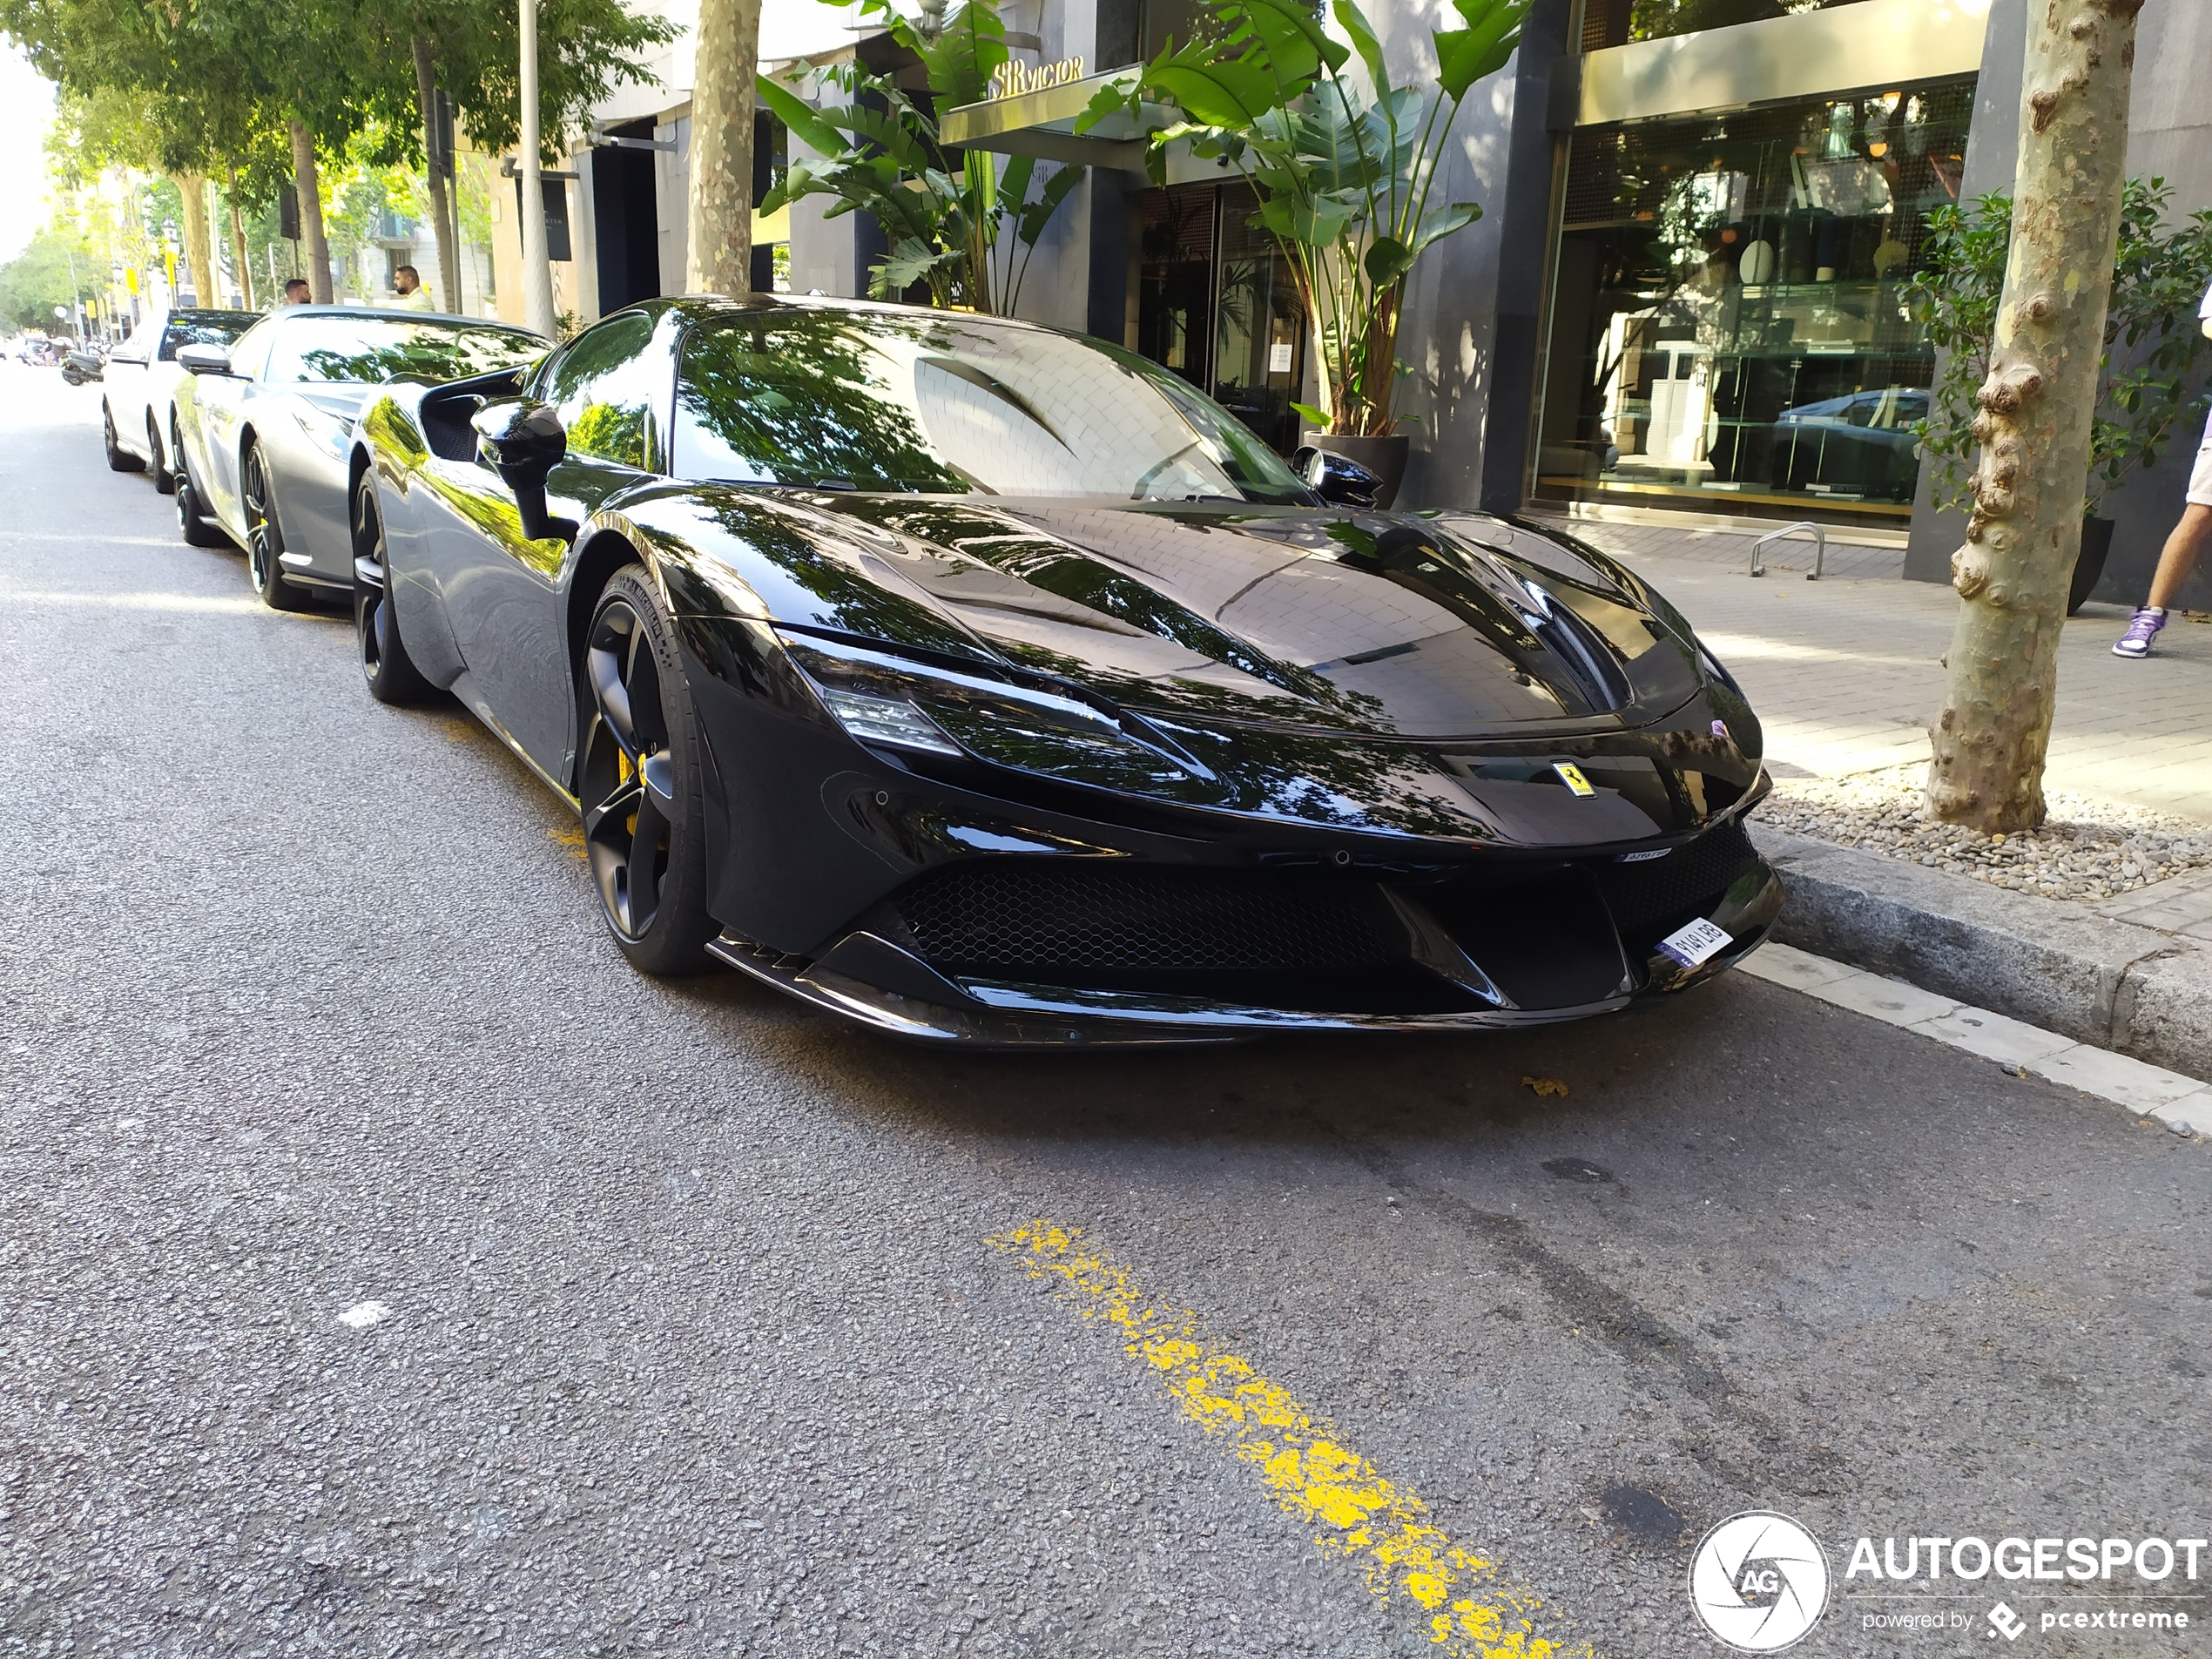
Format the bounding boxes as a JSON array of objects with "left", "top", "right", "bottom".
[
  {"left": 241, "top": 441, "right": 313, "bottom": 611},
  {"left": 147, "top": 415, "right": 173, "bottom": 495},
  {"left": 104, "top": 404, "right": 143, "bottom": 472},
  {"left": 352, "top": 473, "right": 434, "bottom": 705},
  {"left": 577, "top": 565, "right": 718, "bottom": 975},
  {"left": 175, "top": 459, "right": 228, "bottom": 549}
]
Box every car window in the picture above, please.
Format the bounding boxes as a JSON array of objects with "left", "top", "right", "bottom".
[
  {"left": 227, "top": 317, "right": 280, "bottom": 381},
  {"left": 536, "top": 310, "right": 660, "bottom": 470},
  {"left": 266, "top": 314, "right": 545, "bottom": 386},
  {"left": 161, "top": 311, "right": 258, "bottom": 361},
  {"left": 671, "top": 308, "right": 1310, "bottom": 504}
]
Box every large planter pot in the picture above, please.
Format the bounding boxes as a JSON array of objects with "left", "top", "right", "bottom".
[
  {"left": 1307, "top": 433, "right": 1411, "bottom": 509},
  {"left": 2069, "top": 516, "right": 2114, "bottom": 616}
]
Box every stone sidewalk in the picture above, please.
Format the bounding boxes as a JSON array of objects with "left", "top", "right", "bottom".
[{"left": 1530, "top": 512, "right": 2212, "bottom": 1081}]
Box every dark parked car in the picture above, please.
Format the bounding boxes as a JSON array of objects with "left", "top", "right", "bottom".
[
  {"left": 1768, "top": 387, "right": 1927, "bottom": 502},
  {"left": 344, "top": 296, "right": 1781, "bottom": 1044}
]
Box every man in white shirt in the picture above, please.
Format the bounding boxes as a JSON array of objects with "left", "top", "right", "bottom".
[
  {"left": 2114, "top": 278, "right": 2212, "bottom": 657},
  {"left": 389, "top": 265, "right": 437, "bottom": 312}
]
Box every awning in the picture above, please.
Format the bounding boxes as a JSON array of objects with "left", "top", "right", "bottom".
[{"left": 939, "top": 65, "right": 1172, "bottom": 174}]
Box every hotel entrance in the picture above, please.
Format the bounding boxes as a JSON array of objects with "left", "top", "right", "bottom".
[{"left": 1134, "top": 179, "right": 1308, "bottom": 455}]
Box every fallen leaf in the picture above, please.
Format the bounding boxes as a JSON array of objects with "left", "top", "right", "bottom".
[
  {"left": 2186, "top": 610, "right": 2211, "bottom": 624},
  {"left": 1521, "top": 1076, "right": 1569, "bottom": 1097}
]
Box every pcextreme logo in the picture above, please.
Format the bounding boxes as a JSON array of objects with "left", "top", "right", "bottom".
[{"left": 1689, "top": 1511, "right": 1832, "bottom": 1653}]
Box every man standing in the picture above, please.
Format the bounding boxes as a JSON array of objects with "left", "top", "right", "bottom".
[
  {"left": 390, "top": 265, "right": 437, "bottom": 311},
  {"left": 2114, "top": 279, "right": 2212, "bottom": 657}
]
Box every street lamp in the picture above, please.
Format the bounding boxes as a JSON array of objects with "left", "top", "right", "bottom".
[
  {"left": 518, "top": 0, "right": 556, "bottom": 337},
  {"left": 60, "top": 244, "right": 83, "bottom": 341}
]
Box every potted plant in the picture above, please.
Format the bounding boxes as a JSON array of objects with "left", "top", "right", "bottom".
[
  {"left": 1084, "top": 0, "right": 1528, "bottom": 506},
  {"left": 1910, "top": 179, "right": 2212, "bottom": 613},
  {"left": 756, "top": 0, "right": 1082, "bottom": 316}
]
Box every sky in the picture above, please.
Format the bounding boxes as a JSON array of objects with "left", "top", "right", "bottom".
[{"left": 0, "top": 48, "right": 57, "bottom": 263}]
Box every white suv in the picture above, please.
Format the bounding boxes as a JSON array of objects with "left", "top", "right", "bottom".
[{"left": 102, "top": 307, "right": 258, "bottom": 492}]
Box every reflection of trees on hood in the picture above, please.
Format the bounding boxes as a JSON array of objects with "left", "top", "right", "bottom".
[{"left": 679, "top": 314, "right": 962, "bottom": 492}]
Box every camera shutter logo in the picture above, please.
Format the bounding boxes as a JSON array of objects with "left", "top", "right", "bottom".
[{"left": 1689, "top": 1511, "right": 1831, "bottom": 1652}]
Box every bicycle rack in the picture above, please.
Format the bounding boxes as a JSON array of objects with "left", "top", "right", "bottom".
[{"left": 1750, "top": 521, "right": 1825, "bottom": 580}]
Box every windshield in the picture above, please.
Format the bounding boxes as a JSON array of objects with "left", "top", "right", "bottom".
[
  {"left": 162, "top": 311, "right": 256, "bottom": 359},
  {"left": 672, "top": 308, "right": 1310, "bottom": 504},
  {"left": 266, "top": 315, "right": 546, "bottom": 386}
]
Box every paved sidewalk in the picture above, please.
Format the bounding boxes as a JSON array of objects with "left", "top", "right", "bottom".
[{"left": 1534, "top": 513, "right": 2212, "bottom": 948}]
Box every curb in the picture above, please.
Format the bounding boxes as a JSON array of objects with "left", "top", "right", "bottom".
[
  {"left": 1738, "top": 944, "right": 2210, "bottom": 1139},
  {"left": 1748, "top": 825, "right": 2212, "bottom": 1085}
]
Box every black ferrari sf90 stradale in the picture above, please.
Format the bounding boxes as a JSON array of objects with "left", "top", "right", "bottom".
[{"left": 346, "top": 296, "right": 1780, "bottom": 1044}]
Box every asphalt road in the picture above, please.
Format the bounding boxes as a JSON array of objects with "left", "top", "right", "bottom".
[{"left": 1, "top": 363, "right": 2206, "bottom": 1659}]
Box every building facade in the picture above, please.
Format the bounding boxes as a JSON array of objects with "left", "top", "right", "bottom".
[{"left": 570, "top": 0, "right": 2212, "bottom": 604}]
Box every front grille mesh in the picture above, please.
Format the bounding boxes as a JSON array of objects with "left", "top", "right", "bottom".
[
  {"left": 1593, "top": 819, "right": 1760, "bottom": 934},
  {"left": 894, "top": 864, "right": 1400, "bottom": 976}
]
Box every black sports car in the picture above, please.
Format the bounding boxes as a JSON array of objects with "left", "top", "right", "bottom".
[{"left": 347, "top": 296, "right": 1781, "bottom": 1044}]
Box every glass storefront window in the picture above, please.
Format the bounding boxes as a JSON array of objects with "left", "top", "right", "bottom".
[
  {"left": 1135, "top": 181, "right": 1309, "bottom": 455},
  {"left": 1581, "top": 0, "right": 1875, "bottom": 51},
  {"left": 1533, "top": 77, "right": 1973, "bottom": 527}
]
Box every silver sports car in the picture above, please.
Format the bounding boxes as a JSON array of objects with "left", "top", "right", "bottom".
[{"left": 172, "top": 306, "right": 547, "bottom": 609}]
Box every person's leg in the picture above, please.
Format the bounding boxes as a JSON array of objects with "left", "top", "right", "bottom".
[
  {"left": 2147, "top": 502, "right": 2212, "bottom": 610},
  {"left": 2115, "top": 428, "right": 2212, "bottom": 656}
]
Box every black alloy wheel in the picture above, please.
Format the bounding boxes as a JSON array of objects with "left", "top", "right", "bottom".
[
  {"left": 352, "top": 473, "right": 432, "bottom": 704},
  {"left": 242, "top": 441, "right": 311, "bottom": 611},
  {"left": 146, "top": 415, "right": 173, "bottom": 495},
  {"left": 577, "top": 566, "right": 717, "bottom": 974},
  {"left": 103, "top": 404, "right": 142, "bottom": 472},
  {"left": 174, "top": 450, "right": 227, "bottom": 549}
]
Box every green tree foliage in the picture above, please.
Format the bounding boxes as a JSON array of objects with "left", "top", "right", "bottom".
[
  {"left": 756, "top": 0, "right": 1082, "bottom": 315},
  {"left": 1084, "top": 0, "right": 1527, "bottom": 435},
  {"left": 1910, "top": 178, "right": 2212, "bottom": 517},
  {"left": 0, "top": 224, "right": 99, "bottom": 329}
]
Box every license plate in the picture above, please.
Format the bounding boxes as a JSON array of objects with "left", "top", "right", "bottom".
[{"left": 1657, "top": 917, "right": 1732, "bottom": 968}]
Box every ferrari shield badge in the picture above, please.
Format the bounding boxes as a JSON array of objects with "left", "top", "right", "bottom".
[{"left": 1553, "top": 761, "right": 1596, "bottom": 798}]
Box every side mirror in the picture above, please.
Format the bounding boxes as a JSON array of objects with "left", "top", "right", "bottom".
[
  {"left": 471, "top": 399, "right": 577, "bottom": 542},
  {"left": 1291, "top": 445, "right": 1385, "bottom": 509},
  {"left": 175, "top": 343, "right": 233, "bottom": 377}
]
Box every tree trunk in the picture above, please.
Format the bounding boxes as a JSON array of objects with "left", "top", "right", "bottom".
[
  {"left": 289, "top": 118, "right": 334, "bottom": 304},
  {"left": 1927, "top": 0, "right": 2144, "bottom": 832},
  {"left": 685, "top": 0, "right": 761, "bottom": 294},
  {"left": 412, "top": 35, "right": 462, "bottom": 314},
  {"left": 226, "top": 168, "right": 255, "bottom": 310},
  {"left": 171, "top": 172, "right": 218, "bottom": 308}
]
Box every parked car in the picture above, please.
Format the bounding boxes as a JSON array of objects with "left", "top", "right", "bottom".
[
  {"left": 172, "top": 306, "right": 547, "bottom": 609},
  {"left": 1766, "top": 387, "right": 1928, "bottom": 502},
  {"left": 101, "top": 307, "right": 258, "bottom": 492},
  {"left": 345, "top": 296, "right": 1782, "bottom": 1044}
]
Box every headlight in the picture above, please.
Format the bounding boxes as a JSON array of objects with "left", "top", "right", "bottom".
[
  {"left": 813, "top": 685, "right": 961, "bottom": 756},
  {"left": 779, "top": 631, "right": 1194, "bottom": 786}
]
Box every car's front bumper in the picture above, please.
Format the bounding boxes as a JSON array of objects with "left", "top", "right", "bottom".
[{"left": 705, "top": 855, "right": 1784, "bottom": 1049}]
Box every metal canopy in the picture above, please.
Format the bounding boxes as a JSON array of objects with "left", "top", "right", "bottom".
[{"left": 939, "top": 65, "right": 1170, "bottom": 174}]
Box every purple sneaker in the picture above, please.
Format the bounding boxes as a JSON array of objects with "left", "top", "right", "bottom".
[{"left": 2114, "top": 608, "right": 2167, "bottom": 658}]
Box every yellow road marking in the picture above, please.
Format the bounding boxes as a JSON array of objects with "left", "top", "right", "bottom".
[
  {"left": 546, "top": 825, "right": 588, "bottom": 860},
  {"left": 989, "top": 1222, "right": 1593, "bottom": 1658}
]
